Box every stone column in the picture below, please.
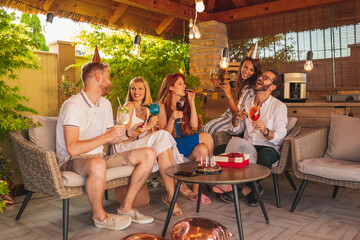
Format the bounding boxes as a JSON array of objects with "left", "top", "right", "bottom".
[{"left": 189, "top": 20, "right": 228, "bottom": 89}]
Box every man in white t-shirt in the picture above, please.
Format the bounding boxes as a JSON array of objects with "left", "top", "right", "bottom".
[
  {"left": 56, "top": 61, "right": 156, "bottom": 230},
  {"left": 220, "top": 70, "right": 288, "bottom": 207}
]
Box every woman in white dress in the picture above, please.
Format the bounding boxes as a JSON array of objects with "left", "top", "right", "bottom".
[{"left": 111, "top": 77, "right": 183, "bottom": 216}]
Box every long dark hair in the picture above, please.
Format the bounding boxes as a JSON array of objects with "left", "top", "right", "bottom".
[
  {"left": 157, "top": 73, "right": 201, "bottom": 137},
  {"left": 233, "top": 57, "right": 262, "bottom": 103}
]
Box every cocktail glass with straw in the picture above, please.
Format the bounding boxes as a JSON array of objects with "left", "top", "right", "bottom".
[
  {"left": 116, "top": 97, "right": 129, "bottom": 139},
  {"left": 250, "top": 101, "right": 260, "bottom": 133}
]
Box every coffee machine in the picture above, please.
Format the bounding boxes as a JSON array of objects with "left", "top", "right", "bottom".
[{"left": 281, "top": 73, "right": 307, "bottom": 102}]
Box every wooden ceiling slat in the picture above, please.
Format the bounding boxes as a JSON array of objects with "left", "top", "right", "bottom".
[
  {"left": 212, "top": 0, "right": 348, "bottom": 23},
  {"left": 43, "top": 0, "right": 55, "bottom": 11},
  {"left": 109, "top": 3, "right": 128, "bottom": 24},
  {"left": 207, "top": 0, "right": 216, "bottom": 12},
  {"left": 54, "top": 0, "right": 112, "bottom": 19},
  {"left": 112, "top": 0, "right": 210, "bottom": 21},
  {"left": 156, "top": 16, "right": 176, "bottom": 34},
  {"left": 231, "top": 0, "right": 247, "bottom": 8}
]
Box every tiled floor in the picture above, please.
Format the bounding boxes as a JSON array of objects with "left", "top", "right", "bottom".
[{"left": 1, "top": 172, "right": 359, "bottom": 240}]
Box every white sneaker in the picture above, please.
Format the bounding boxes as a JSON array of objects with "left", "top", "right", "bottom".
[
  {"left": 117, "top": 208, "right": 154, "bottom": 224},
  {"left": 93, "top": 213, "right": 131, "bottom": 230}
]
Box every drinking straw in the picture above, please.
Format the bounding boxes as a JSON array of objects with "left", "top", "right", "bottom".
[{"left": 117, "top": 97, "right": 122, "bottom": 107}]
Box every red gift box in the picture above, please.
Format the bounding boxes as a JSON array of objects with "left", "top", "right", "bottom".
[{"left": 215, "top": 153, "right": 249, "bottom": 168}]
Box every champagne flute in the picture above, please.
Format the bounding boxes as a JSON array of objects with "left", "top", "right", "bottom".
[
  {"left": 117, "top": 106, "right": 130, "bottom": 139},
  {"left": 176, "top": 97, "right": 185, "bottom": 123},
  {"left": 249, "top": 105, "right": 260, "bottom": 133}
]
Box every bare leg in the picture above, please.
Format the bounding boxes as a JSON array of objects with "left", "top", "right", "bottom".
[
  {"left": 119, "top": 147, "right": 156, "bottom": 212},
  {"left": 81, "top": 157, "right": 107, "bottom": 222},
  {"left": 199, "top": 132, "right": 214, "bottom": 156},
  {"left": 188, "top": 143, "right": 209, "bottom": 195},
  {"left": 157, "top": 148, "right": 183, "bottom": 216},
  {"left": 157, "top": 148, "right": 175, "bottom": 198}
]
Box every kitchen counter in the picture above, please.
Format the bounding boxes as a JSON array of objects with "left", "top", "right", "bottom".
[
  {"left": 285, "top": 100, "right": 360, "bottom": 107},
  {"left": 286, "top": 100, "right": 360, "bottom": 128}
]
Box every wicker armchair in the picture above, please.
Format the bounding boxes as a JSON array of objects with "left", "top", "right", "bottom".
[
  {"left": 10, "top": 130, "right": 156, "bottom": 240},
  {"left": 213, "top": 120, "right": 301, "bottom": 208},
  {"left": 289, "top": 127, "right": 360, "bottom": 212}
]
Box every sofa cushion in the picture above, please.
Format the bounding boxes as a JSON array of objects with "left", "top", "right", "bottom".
[
  {"left": 298, "top": 157, "right": 360, "bottom": 182},
  {"left": 62, "top": 166, "right": 135, "bottom": 187},
  {"left": 28, "top": 116, "right": 58, "bottom": 151},
  {"left": 286, "top": 117, "right": 297, "bottom": 135},
  {"left": 324, "top": 114, "right": 360, "bottom": 162}
]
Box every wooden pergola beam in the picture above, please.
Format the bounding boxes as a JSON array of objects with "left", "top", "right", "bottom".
[
  {"left": 231, "top": 0, "right": 247, "bottom": 8},
  {"left": 43, "top": 0, "right": 56, "bottom": 12},
  {"left": 212, "top": 0, "right": 348, "bottom": 23},
  {"left": 112, "top": 0, "right": 211, "bottom": 21},
  {"left": 109, "top": 4, "right": 128, "bottom": 24},
  {"left": 156, "top": 16, "right": 175, "bottom": 34},
  {"left": 207, "top": 0, "right": 216, "bottom": 12}
]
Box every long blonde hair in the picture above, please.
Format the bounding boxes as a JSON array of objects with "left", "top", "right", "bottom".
[{"left": 126, "top": 77, "right": 152, "bottom": 105}]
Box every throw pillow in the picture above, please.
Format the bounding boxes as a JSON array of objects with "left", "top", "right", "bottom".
[
  {"left": 28, "top": 116, "right": 58, "bottom": 151},
  {"left": 324, "top": 114, "right": 360, "bottom": 162}
]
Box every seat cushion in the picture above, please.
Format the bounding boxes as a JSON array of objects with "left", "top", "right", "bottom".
[
  {"left": 324, "top": 114, "right": 360, "bottom": 162},
  {"left": 28, "top": 116, "right": 58, "bottom": 151},
  {"left": 298, "top": 157, "right": 360, "bottom": 182},
  {"left": 62, "top": 166, "right": 135, "bottom": 187}
]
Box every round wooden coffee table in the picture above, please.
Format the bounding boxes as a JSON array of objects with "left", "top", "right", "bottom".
[{"left": 161, "top": 161, "right": 271, "bottom": 240}]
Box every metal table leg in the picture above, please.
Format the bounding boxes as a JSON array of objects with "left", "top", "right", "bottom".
[
  {"left": 252, "top": 181, "right": 269, "bottom": 223},
  {"left": 162, "top": 180, "right": 182, "bottom": 237},
  {"left": 196, "top": 183, "right": 202, "bottom": 213},
  {"left": 232, "top": 184, "right": 244, "bottom": 240}
]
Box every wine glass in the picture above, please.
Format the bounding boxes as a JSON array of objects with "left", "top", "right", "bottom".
[
  {"left": 209, "top": 68, "right": 218, "bottom": 90},
  {"left": 117, "top": 106, "right": 130, "bottom": 139},
  {"left": 149, "top": 102, "right": 160, "bottom": 129},
  {"left": 249, "top": 106, "right": 260, "bottom": 133},
  {"left": 176, "top": 97, "right": 185, "bottom": 123},
  {"left": 149, "top": 102, "right": 160, "bottom": 116}
]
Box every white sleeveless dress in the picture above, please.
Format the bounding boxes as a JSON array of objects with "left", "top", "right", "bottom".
[{"left": 110, "top": 107, "right": 184, "bottom": 172}]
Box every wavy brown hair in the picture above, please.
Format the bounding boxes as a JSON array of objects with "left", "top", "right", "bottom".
[
  {"left": 157, "top": 73, "right": 202, "bottom": 137},
  {"left": 233, "top": 57, "right": 262, "bottom": 103}
]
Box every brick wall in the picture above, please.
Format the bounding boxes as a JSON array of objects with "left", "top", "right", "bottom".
[{"left": 189, "top": 20, "right": 228, "bottom": 89}]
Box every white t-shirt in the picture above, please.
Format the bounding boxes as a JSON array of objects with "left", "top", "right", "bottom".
[
  {"left": 231, "top": 94, "right": 288, "bottom": 154},
  {"left": 56, "top": 90, "right": 114, "bottom": 166}
]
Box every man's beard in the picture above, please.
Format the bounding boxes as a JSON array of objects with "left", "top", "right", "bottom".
[
  {"left": 101, "top": 86, "right": 109, "bottom": 96},
  {"left": 254, "top": 83, "right": 272, "bottom": 92}
]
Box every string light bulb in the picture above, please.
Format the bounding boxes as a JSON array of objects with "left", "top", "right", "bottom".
[
  {"left": 189, "top": 28, "right": 195, "bottom": 39},
  {"left": 304, "top": 51, "right": 313, "bottom": 71},
  {"left": 130, "top": 35, "right": 141, "bottom": 57},
  {"left": 220, "top": 47, "right": 230, "bottom": 69},
  {"left": 43, "top": 12, "right": 54, "bottom": 33},
  {"left": 189, "top": 19, "right": 194, "bottom": 28},
  {"left": 195, "top": 0, "right": 205, "bottom": 12},
  {"left": 193, "top": 25, "right": 201, "bottom": 39}
]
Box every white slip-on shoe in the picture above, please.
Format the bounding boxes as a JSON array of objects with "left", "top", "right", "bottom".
[
  {"left": 117, "top": 208, "right": 154, "bottom": 224},
  {"left": 93, "top": 213, "right": 131, "bottom": 230}
]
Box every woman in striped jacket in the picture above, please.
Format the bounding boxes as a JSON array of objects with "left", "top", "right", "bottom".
[{"left": 202, "top": 57, "right": 262, "bottom": 137}]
